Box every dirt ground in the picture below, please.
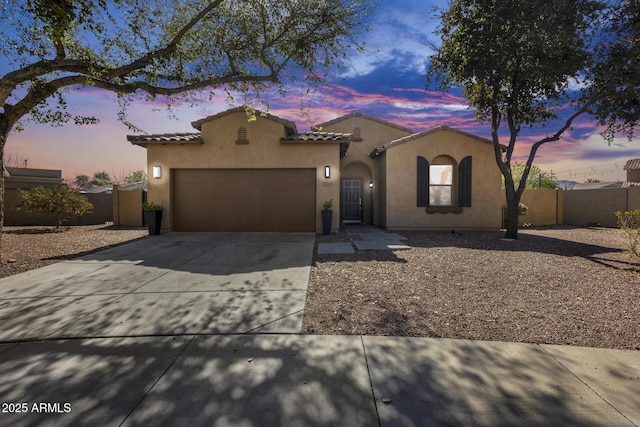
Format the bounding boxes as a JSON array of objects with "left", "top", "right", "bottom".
[
  {"left": 304, "top": 226, "right": 640, "bottom": 350},
  {"left": 0, "top": 225, "right": 148, "bottom": 278}
]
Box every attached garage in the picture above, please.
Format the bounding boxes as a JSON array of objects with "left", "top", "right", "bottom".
[{"left": 172, "top": 168, "right": 316, "bottom": 232}]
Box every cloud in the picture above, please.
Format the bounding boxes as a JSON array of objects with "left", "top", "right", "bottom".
[{"left": 340, "top": 0, "right": 444, "bottom": 79}]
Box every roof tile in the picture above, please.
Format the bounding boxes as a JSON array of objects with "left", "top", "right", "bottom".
[
  {"left": 127, "top": 133, "right": 202, "bottom": 146},
  {"left": 624, "top": 158, "right": 640, "bottom": 170}
]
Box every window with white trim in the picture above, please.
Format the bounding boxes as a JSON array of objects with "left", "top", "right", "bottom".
[{"left": 429, "top": 163, "right": 453, "bottom": 206}]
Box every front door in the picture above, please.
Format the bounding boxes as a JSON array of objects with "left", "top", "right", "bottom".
[{"left": 342, "top": 179, "right": 362, "bottom": 221}]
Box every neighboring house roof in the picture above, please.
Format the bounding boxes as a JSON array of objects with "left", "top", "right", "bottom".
[
  {"left": 622, "top": 181, "right": 640, "bottom": 188},
  {"left": 191, "top": 107, "right": 298, "bottom": 135},
  {"left": 83, "top": 185, "right": 113, "bottom": 194},
  {"left": 624, "top": 158, "right": 640, "bottom": 170},
  {"left": 4, "top": 167, "right": 62, "bottom": 179},
  {"left": 369, "top": 125, "right": 503, "bottom": 157},
  {"left": 555, "top": 180, "right": 578, "bottom": 190},
  {"left": 571, "top": 182, "right": 623, "bottom": 190},
  {"left": 315, "top": 112, "right": 415, "bottom": 134},
  {"left": 281, "top": 131, "right": 352, "bottom": 157},
  {"left": 127, "top": 133, "right": 202, "bottom": 147}
]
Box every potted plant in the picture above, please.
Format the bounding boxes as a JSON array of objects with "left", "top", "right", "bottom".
[
  {"left": 321, "top": 199, "right": 333, "bottom": 235},
  {"left": 142, "top": 202, "right": 164, "bottom": 235}
]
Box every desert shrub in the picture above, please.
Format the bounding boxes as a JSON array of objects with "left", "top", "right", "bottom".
[
  {"left": 16, "top": 185, "right": 93, "bottom": 228},
  {"left": 616, "top": 209, "right": 640, "bottom": 264}
]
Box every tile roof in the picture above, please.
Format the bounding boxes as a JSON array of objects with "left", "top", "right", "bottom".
[
  {"left": 281, "top": 131, "right": 352, "bottom": 157},
  {"left": 622, "top": 181, "right": 640, "bottom": 188},
  {"left": 624, "top": 158, "right": 640, "bottom": 170},
  {"left": 281, "top": 131, "right": 351, "bottom": 142},
  {"left": 127, "top": 133, "right": 202, "bottom": 147}
]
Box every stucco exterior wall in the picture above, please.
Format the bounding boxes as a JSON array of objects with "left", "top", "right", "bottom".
[
  {"left": 113, "top": 186, "right": 144, "bottom": 227},
  {"left": 510, "top": 189, "right": 563, "bottom": 226},
  {"left": 630, "top": 186, "right": 640, "bottom": 211},
  {"left": 320, "top": 115, "right": 412, "bottom": 225},
  {"left": 627, "top": 169, "right": 640, "bottom": 182},
  {"left": 383, "top": 130, "right": 502, "bottom": 230},
  {"left": 563, "top": 188, "right": 628, "bottom": 227},
  {"left": 145, "top": 111, "right": 341, "bottom": 233}
]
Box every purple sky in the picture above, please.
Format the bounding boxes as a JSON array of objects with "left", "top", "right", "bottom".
[{"left": 5, "top": 0, "right": 637, "bottom": 183}]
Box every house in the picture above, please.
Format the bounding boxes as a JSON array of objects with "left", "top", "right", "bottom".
[
  {"left": 128, "top": 108, "right": 503, "bottom": 233},
  {"left": 3, "top": 167, "right": 62, "bottom": 190},
  {"left": 623, "top": 158, "right": 640, "bottom": 188}
]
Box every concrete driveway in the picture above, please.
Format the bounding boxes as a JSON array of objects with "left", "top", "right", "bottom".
[{"left": 0, "top": 232, "right": 315, "bottom": 340}]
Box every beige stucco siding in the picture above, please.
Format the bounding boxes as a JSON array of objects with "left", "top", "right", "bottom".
[
  {"left": 146, "top": 111, "right": 340, "bottom": 232},
  {"left": 383, "top": 130, "right": 502, "bottom": 230}
]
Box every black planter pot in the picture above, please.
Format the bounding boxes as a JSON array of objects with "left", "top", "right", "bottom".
[
  {"left": 144, "top": 209, "right": 163, "bottom": 235},
  {"left": 321, "top": 209, "right": 332, "bottom": 235}
]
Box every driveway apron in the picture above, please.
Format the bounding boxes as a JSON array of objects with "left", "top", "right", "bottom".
[{"left": 0, "top": 232, "right": 315, "bottom": 341}]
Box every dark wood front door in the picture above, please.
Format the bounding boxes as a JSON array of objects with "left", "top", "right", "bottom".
[{"left": 342, "top": 179, "right": 361, "bottom": 221}]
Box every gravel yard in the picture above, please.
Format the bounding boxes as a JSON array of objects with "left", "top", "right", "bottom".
[
  {"left": 304, "top": 226, "right": 640, "bottom": 350},
  {"left": 0, "top": 225, "right": 148, "bottom": 278}
]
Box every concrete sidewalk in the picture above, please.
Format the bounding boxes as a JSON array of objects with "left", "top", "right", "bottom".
[
  {"left": 0, "top": 232, "right": 638, "bottom": 426},
  {"left": 0, "top": 335, "right": 638, "bottom": 426}
]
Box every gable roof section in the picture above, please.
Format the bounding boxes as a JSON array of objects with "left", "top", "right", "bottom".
[
  {"left": 127, "top": 133, "right": 202, "bottom": 147},
  {"left": 624, "top": 158, "right": 640, "bottom": 170},
  {"left": 315, "top": 112, "right": 415, "bottom": 134},
  {"left": 191, "top": 107, "right": 298, "bottom": 135},
  {"left": 369, "top": 125, "right": 503, "bottom": 157}
]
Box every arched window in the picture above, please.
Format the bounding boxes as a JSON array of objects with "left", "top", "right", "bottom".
[
  {"left": 236, "top": 127, "right": 249, "bottom": 144},
  {"left": 417, "top": 155, "right": 472, "bottom": 211}
]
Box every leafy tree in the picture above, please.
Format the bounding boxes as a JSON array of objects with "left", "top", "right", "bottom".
[
  {"left": 585, "top": 178, "right": 601, "bottom": 183},
  {"left": 0, "top": 0, "right": 374, "bottom": 254},
  {"left": 74, "top": 174, "right": 91, "bottom": 190},
  {"left": 506, "top": 163, "right": 557, "bottom": 190},
  {"left": 16, "top": 185, "right": 93, "bottom": 228},
  {"left": 428, "top": 0, "right": 639, "bottom": 239},
  {"left": 90, "top": 171, "right": 112, "bottom": 187},
  {"left": 124, "top": 170, "right": 147, "bottom": 185}
]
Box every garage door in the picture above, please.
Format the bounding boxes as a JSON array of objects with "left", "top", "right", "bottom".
[{"left": 172, "top": 169, "right": 316, "bottom": 232}]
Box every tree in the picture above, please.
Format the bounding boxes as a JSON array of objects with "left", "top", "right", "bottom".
[
  {"left": 90, "top": 171, "right": 112, "bottom": 187},
  {"left": 74, "top": 174, "right": 90, "bottom": 190},
  {"left": 428, "top": 0, "right": 639, "bottom": 239},
  {"left": 16, "top": 184, "right": 93, "bottom": 228},
  {"left": 124, "top": 170, "right": 147, "bottom": 185},
  {"left": 507, "top": 163, "right": 557, "bottom": 190},
  {"left": 0, "top": 0, "right": 374, "bottom": 253},
  {"left": 585, "top": 178, "right": 601, "bottom": 183}
]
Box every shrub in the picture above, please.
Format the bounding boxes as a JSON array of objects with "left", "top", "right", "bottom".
[
  {"left": 142, "top": 202, "right": 164, "bottom": 211},
  {"left": 517, "top": 203, "right": 529, "bottom": 215},
  {"left": 616, "top": 209, "right": 640, "bottom": 264},
  {"left": 16, "top": 185, "right": 93, "bottom": 228}
]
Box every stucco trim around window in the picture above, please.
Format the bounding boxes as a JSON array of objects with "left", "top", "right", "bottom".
[{"left": 426, "top": 206, "right": 464, "bottom": 214}]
